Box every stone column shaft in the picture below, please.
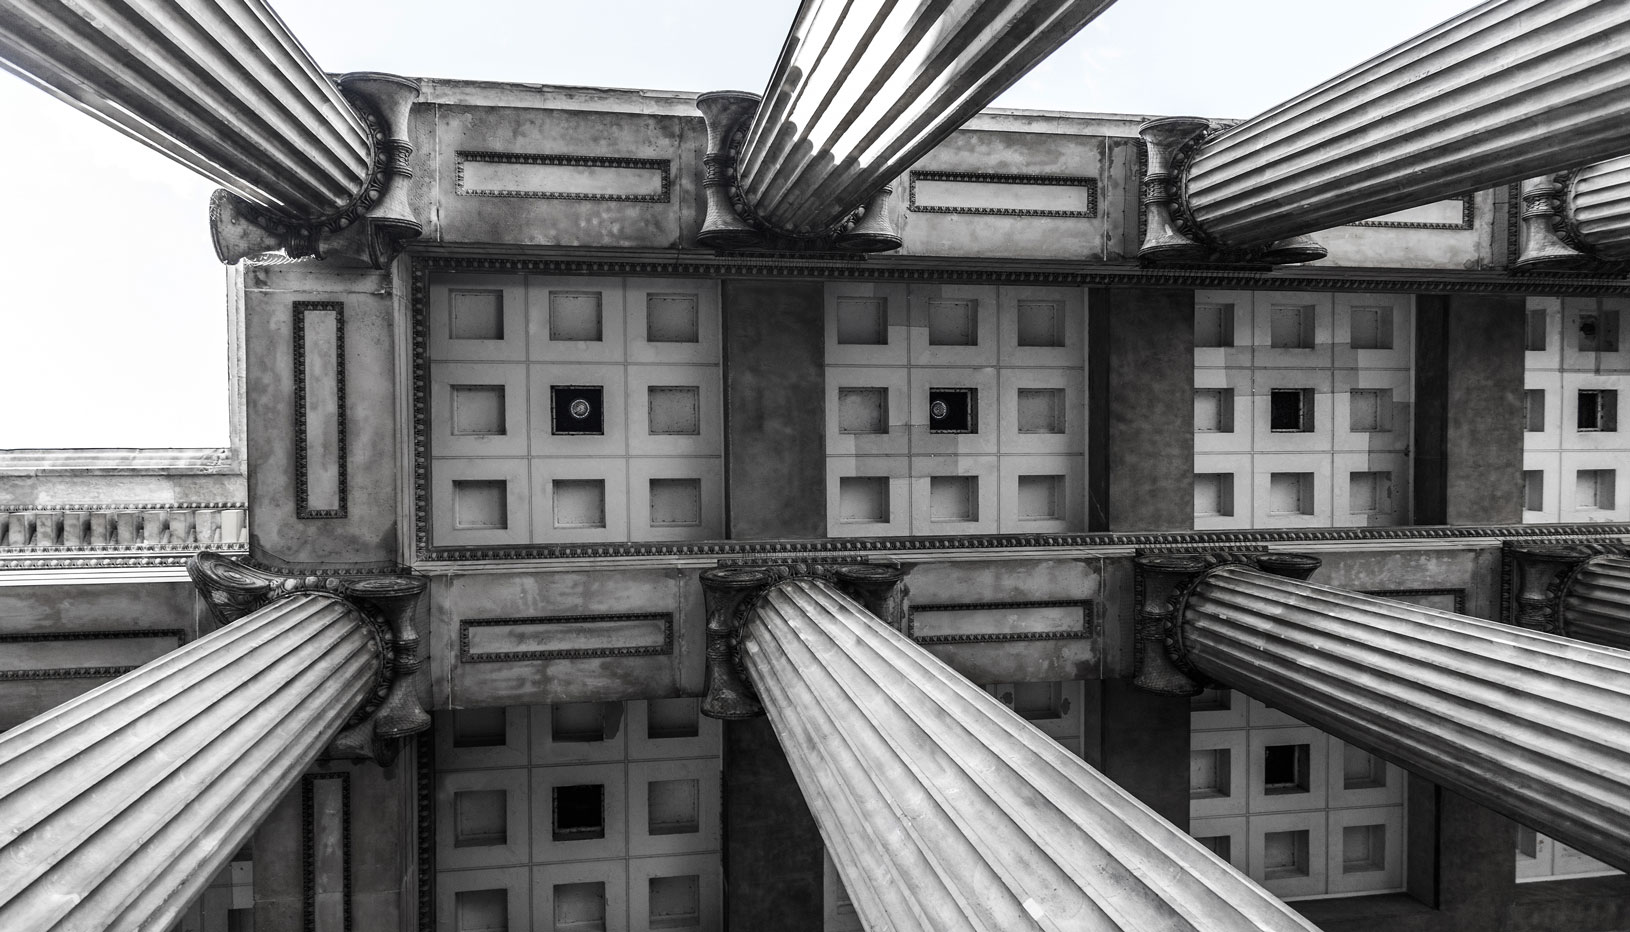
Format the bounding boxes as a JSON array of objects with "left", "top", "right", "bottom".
[
  {"left": 1568, "top": 155, "right": 1630, "bottom": 260},
  {"left": 1183, "top": 566, "right": 1630, "bottom": 870},
  {"left": 736, "top": 0, "right": 1114, "bottom": 235},
  {"left": 0, "top": 0, "right": 371, "bottom": 215},
  {"left": 0, "top": 593, "right": 383, "bottom": 932},
  {"left": 741, "top": 578, "right": 1321, "bottom": 932},
  {"left": 1181, "top": 0, "right": 1630, "bottom": 246},
  {"left": 1564, "top": 555, "right": 1630, "bottom": 651}
]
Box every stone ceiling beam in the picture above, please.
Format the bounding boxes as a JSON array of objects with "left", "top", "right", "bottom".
[
  {"left": 1139, "top": 553, "right": 1630, "bottom": 871},
  {"left": 0, "top": 553, "right": 426, "bottom": 932},
  {"left": 699, "top": 0, "right": 1115, "bottom": 250},
  {"left": 701, "top": 565, "right": 1323, "bottom": 932},
  {"left": 0, "top": 1, "right": 421, "bottom": 265},
  {"left": 1142, "top": 0, "right": 1630, "bottom": 258}
]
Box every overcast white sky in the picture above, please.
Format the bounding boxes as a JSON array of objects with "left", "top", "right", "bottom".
[{"left": 0, "top": 0, "right": 1473, "bottom": 448}]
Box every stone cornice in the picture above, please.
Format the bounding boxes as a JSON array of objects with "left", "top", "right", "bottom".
[{"left": 409, "top": 248, "right": 1630, "bottom": 295}]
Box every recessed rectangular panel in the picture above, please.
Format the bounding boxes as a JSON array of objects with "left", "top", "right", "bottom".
[
  {"left": 456, "top": 151, "right": 670, "bottom": 201},
  {"left": 453, "top": 480, "right": 508, "bottom": 530},
  {"left": 648, "top": 478, "right": 701, "bottom": 526},
  {"left": 836, "top": 297, "right": 887, "bottom": 345},
  {"left": 1191, "top": 748, "right": 1231, "bottom": 798},
  {"left": 460, "top": 613, "right": 672, "bottom": 661},
  {"left": 1350, "top": 390, "right": 1387, "bottom": 432},
  {"left": 1196, "top": 304, "right": 1234, "bottom": 347},
  {"left": 295, "top": 302, "right": 345, "bottom": 518},
  {"left": 908, "top": 600, "right": 1091, "bottom": 644},
  {"left": 1194, "top": 473, "right": 1234, "bottom": 517},
  {"left": 837, "top": 477, "right": 889, "bottom": 523},
  {"left": 1525, "top": 470, "right": 1545, "bottom": 511},
  {"left": 648, "top": 779, "right": 700, "bottom": 836},
  {"left": 452, "top": 708, "right": 508, "bottom": 748},
  {"left": 648, "top": 875, "right": 700, "bottom": 930},
  {"left": 1016, "top": 301, "right": 1064, "bottom": 347},
  {"left": 454, "top": 889, "right": 508, "bottom": 932},
  {"left": 1195, "top": 389, "right": 1232, "bottom": 432},
  {"left": 553, "top": 881, "right": 606, "bottom": 931},
  {"left": 910, "top": 171, "right": 1097, "bottom": 216},
  {"left": 0, "top": 629, "right": 184, "bottom": 677},
  {"left": 928, "top": 475, "right": 978, "bottom": 523},
  {"left": 454, "top": 790, "right": 508, "bottom": 848},
  {"left": 308, "top": 773, "right": 348, "bottom": 932},
  {"left": 1264, "top": 830, "right": 1311, "bottom": 880},
  {"left": 1017, "top": 388, "right": 1065, "bottom": 433},
  {"left": 553, "top": 480, "right": 606, "bottom": 527},
  {"left": 646, "top": 698, "right": 701, "bottom": 740},
  {"left": 1577, "top": 469, "right": 1617, "bottom": 510},
  {"left": 838, "top": 388, "right": 888, "bottom": 434},
  {"left": 1342, "top": 824, "right": 1387, "bottom": 874},
  {"left": 647, "top": 294, "right": 700, "bottom": 343},
  {"left": 927, "top": 300, "right": 977, "bottom": 346},
  {"left": 1269, "top": 306, "right": 1314, "bottom": 348},
  {"left": 451, "top": 385, "right": 507, "bottom": 436},
  {"left": 1349, "top": 306, "right": 1393, "bottom": 349},
  {"left": 647, "top": 387, "right": 701, "bottom": 435},
  {"left": 1016, "top": 474, "right": 1064, "bottom": 521},
  {"left": 1349, "top": 471, "right": 1391, "bottom": 514},
  {"left": 553, "top": 784, "right": 606, "bottom": 841},
  {"left": 549, "top": 292, "right": 604, "bottom": 342},
  {"left": 551, "top": 386, "right": 606, "bottom": 435},
  {"left": 928, "top": 388, "right": 977, "bottom": 433},
  {"left": 1269, "top": 473, "right": 1313, "bottom": 515},
  {"left": 451, "top": 291, "right": 505, "bottom": 341},
  {"left": 1526, "top": 389, "right": 1546, "bottom": 432}
]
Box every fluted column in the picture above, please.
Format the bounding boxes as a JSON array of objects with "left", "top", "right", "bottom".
[
  {"left": 1563, "top": 554, "right": 1630, "bottom": 651},
  {"left": 1162, "top": 0, "right": 1630, "bottom": 251},
  {"left": 1566, "top": 156, "right": 1630, "bottom": 260},
  {"left": 716, "top": 570, "right": 1321, "bottom": 932},
  {"left": 0, "top": 592, "right": 383, "bottom": 932},
  {"left": 717, "top": 0, "right": 1115, "bottom": 243},
  {"left": 1170, "top": 558, "right": 1630, "bottom": 870},
  {"left": 0, "top": 1, "right": 421, "bottom": 265}
]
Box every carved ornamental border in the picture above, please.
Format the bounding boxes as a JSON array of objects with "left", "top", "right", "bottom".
[
  {"left": 1345, "top": 194, "right": 1476, "bottom": 231},
  {"left": 458, "top": 612, "right": 675, "bottom": 662},
  {"left": 454, "top": 151, "right": 673, "bottom": 203},
  {"left": 0, "top": 628, "right": 187, "bottom": 681},
  {"left": 293, "top": 301, "right": 348, "bottom": 519},
  {"left": 1360, "top": 587, "right": 1468, "bottom": 614},
  {"left": 905, "top": 599, "right": 1094, "bottom": 645},
  {"left": 906, "top": 169, "right": 1099, "bottom": 218},
  {"left": 302, "top": 771, "right": 352, "bottom": 932},
  {"left": 409, "top": 255, "right": 1630, "bottom": 563}
]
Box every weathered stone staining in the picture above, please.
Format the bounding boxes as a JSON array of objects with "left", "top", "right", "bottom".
[
  {"left": 1168, "top": 0, "right": 1630, "bottom": 252},
  {"left": 0, "top": 1, "right": 420, "bottom": 266},
  {"left": 0, "top": 592, "right": 379, "bottom": 932},
  {"left": 709, "top": 0, "right": 1115, "bottom": 249},
  {"left": 734, "top": 575, "right": 1323, "bottom": 932},
  {"left": 1163, "top": 558, "right": 1630, "bottom": 871}
]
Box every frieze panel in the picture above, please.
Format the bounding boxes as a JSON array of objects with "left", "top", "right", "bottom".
[
  {"left": 907, "top": 170, "right": 1098, "bottom": 218},
  {"left": 294, "top": 301, "right": 348, "bottom": 519},
  {"left": 455, "top": 151, "right": 672, "bottom": 203},
  {"left": 906, "top": 599, "right": 1093, "bottom": 644},
  {"left": 1345, "top": 195, "right": 1476, "bottom": 230},
  {"left": 458, "top": 612, "right": 674, "bottom": 662}
]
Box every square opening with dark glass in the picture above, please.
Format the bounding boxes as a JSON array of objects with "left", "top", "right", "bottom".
[
  {"left": 1264, "top": 743, "right": 1311, "bottom": 795},
  {"left": 551, "top": 385, "right": 605, "bottom": 435},
  {"left": 1270, "top": 389, "right": 1313, "bottom": 432},
  {"left": 552, "top": 784, "right": 605, "bottom": 841},
  {"left": 928, "top": 388, "right": 976, "bottom": 433}
]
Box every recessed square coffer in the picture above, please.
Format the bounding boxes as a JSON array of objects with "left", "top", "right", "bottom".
[
  {"left": 552, "top": 385, "right": 605, "bottom": 435},
  {"left": 929, "top": 388, "right": 976, "bottom": 433}
]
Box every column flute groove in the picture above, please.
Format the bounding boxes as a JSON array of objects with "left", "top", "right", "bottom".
[
  {"left": 1564, "top": 554, "right": 1630, "bottom": 650},
  {"left": 704, "top": 0, "right": 1114, "bottom": 248},
  {"left": 1165, "top": 0, "right": 1630, "bottom": 249},
  {"left": 0, "top": 552, "right": 429, "bottom": 932},
  {"left": 1168, "top": 561, "right": 1630, "bottom": 870},
  {"left": 709, "top": 568, "right": 1323, "bottom": 932}
]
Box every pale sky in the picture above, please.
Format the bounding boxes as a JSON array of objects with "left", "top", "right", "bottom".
[{"left": 0, "top": 0, "right": 1473, "bottom": 449}]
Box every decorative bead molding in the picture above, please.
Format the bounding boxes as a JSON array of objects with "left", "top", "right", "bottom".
[
  {"left": 454, "top": 150, "right": 673, "bottom": 202},
  {"left": 905, "top": 599, "right": 1094, "bottom": 645},
  {"left": 906, "top": 169, "right": 1099, "bottom": 218},
  {"left": 293, "top": 301, "right": 348, "bottom": 520},
  {"left": 187, "top": 551, "right": 429, "bottom": 763},
  {"left": 457, "top": 612, "right": 674, "bottom": 662},
  {"left": 698, "top": 561, "right": 909, "bottom": 720},
  {"left": 1346, "top": 194, "right": 1476, "bottom": 230}
]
